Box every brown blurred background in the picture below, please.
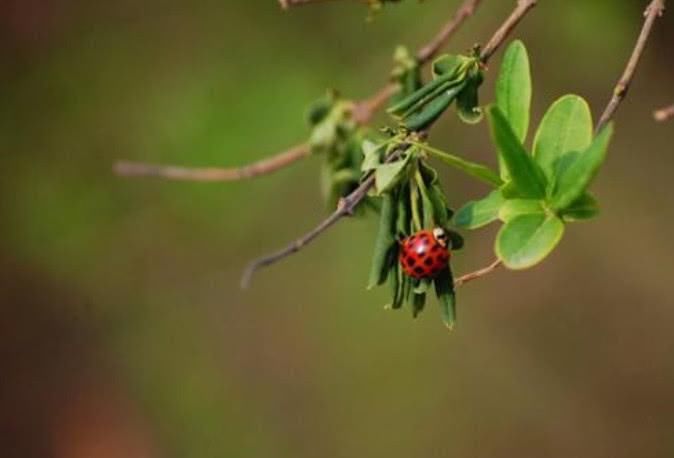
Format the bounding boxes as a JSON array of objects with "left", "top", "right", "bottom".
[{"left": 1, "top": 1, "right": 673, "bottom": 457}]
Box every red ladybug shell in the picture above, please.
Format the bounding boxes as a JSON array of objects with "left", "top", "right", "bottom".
[{"left": 399, "top": 230, "right": 450, "bottom": 279}]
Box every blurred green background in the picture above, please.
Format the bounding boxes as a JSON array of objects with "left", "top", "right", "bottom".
[{"left": 1, "top": 1, "right": 674, "bottom": 456}]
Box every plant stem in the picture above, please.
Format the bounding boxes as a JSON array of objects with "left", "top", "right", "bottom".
[
  {"left": 114, "top": 143, "right": 311, "bottom": 182},
  {"left": 480, "top": 0, "right": 537, "bottom": 62},
  {"left": 240, "top": 145, "right": 407, "bottom": 288},
  {"left": 454, "top": 259, "right": 502, "bottom": 287},
  {"left": 596, "top": 0, "right": 666, "bottom": 133},
  {"left": 417, "top": 0, "right": 483, "bottom": 64}
]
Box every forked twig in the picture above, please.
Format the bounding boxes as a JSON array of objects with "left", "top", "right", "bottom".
[
  {"left": 480, "top": 0, "right": 536, "bottom": 62},
  {"left": 596, "top": 0, "right": 666, "bottom": 133},
  {"left": 455, "top": 259, "right": 502, "bottom": 287},
  {"left": 241, "top": 146, "right": 406, "bottom": 288}
]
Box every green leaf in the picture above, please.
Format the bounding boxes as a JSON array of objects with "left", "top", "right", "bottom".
[
  {"left": 456, "top": 70, "right": 484, "bottom": 124},
  {"left": 396, "top": 186, "right": 411, "bottom": 236},
  {"left": 496, "top": 213, "right": 565, "bottom": 270},
  {"left": 390, "top": 46, "right": 422, "bottom": 104},
  {"left": 388, "top": 72, "right": 457, "bottom": 116},
  {"left": 367, "top": 193, "right": 398, "bottom": 289},
  {"left": 412, "top": 293, "right": 427, "bottom": 318},
  {"left": 533, "top": 95, "right": 593, "bottom": 182},
  {"left": 488, "top": 106, "right": 547, "bottom": 199},
  {"left": 434, "top": 268, "right": 456, "bottom": 330},
  {"left": 498, "top": 199, "right": 544, "bottom": 223},
  {"left": 375, "top": 155, "right": 411, "bottom": 194},
  {"left": 560, "top": 193, "right": 599, "bottom": 222},
  {"left": 404, "top": 82, "right": 466, "bottom": 131},
  {"left": 495, "top": 40, "right": 532, "bottom": 143},
  {"left": 499, "top": 180, "right": 522, "bottom": 199},
  {"left": 361, "top": 139, "right": 383, "bottom": 171},
  {"left": 453, "top": 190, "right": 505, "bottom": 229},
  {"left": 551, "top": 124, "right": 614, "bottom": 210},
  {"left": 390, "top": 263, "right": 406, "bottom": 310},
  {"left": 386, "top": 262, "right": 401, "bottom": 309},
  {"left": 415, "top": 142, "right": 503, "bottom": 188},
  {"left": 419, "top": 161, "right": 451, "bottom": 227},
  {"left": 415, "top": 170, "right": 435, "bottom": 229},
  {"left": 414, "top": 278, "right": 433, "bottom": 295},
  {"left": 432, "top": 54, "right": 468, "bottom": 78},
  {"left": 447, "top": 230, "right": 464, "bottom": 251}
]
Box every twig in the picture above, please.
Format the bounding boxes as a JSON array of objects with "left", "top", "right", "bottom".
[
  {"left": 654, "top": 103, "right": 674, "bottom": 122},
  {"left": 454, "top": 259, "right": 502, "bottom": 288},
  {"left": 114, "top": 143, "right": 311, "bottom": 182},
  {"left": 240, "top": 146, "right": 406, "bottom": 288},
  {"left": 417, "top": 0, "right": 483, "bottom": 63},
  {"left": 116, "top": 0, "right": 481, "bottom": 182},
  {"left": 242, "top": 0, "right": 538, "bottom": 287},
  {"left": 596, "top": 0, "right": 666, "bottom": 133},
  {"left": 480, "top": 0, "right": 537, "bottom": 62}
]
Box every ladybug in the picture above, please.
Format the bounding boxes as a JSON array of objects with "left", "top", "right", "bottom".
[{"left": 399, "top": 227, "right": 451, "bottom": 279}]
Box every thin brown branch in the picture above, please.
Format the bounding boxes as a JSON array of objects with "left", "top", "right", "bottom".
[
  {"left": 417, "top": 0, "right": 483, "bottom": 64},
  {"left": 454, "top": 259, "right": 502, "bottom": 288},
  {"left": 242, "top": 0, "right": 538, "bottom": 287},
  {"left": 480, "top": 0, "right": 537, "bottom": 62},
  {"left": 116, "top": 0, "right": 481, "bottom": 182},
  {"left": 241, "top": 178, "right": 372, "bottom": 288},
  {"left": 114, "top": 143, "right": 311, "bottom": 182},
  {"left": 654, "top": 103, "right": 674, "bottom": 122},
  {"left": 352, "top": 83, "right": 399, "bottom": 125},
  {"left": 240, "top": 146, "right": 406, "bottom": 288},
  {"left": 596, "top": 0, "right": 666, "bottom": 133}
]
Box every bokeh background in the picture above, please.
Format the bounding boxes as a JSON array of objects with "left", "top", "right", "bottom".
[{"left": 1, "top": 0, "right": 673, "bottom": 456}]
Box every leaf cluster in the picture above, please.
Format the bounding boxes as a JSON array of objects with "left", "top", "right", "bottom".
[
  {"left": 388, "top": 51, "right": 484, "bottom": 131},
  {"left": 307, "top": 92, "right": 376, "bottom": 211},
  {"left": 454, "top": 41, "right": 614, "bottom": 269},
  {"left": 365, "top": 140, "right": 463, "bottom": 329}
]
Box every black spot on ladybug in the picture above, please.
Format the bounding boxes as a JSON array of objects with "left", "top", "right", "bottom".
[
  {"left": 406, "top": 256, "right": 416, "bottom": 267},
  {"left": 424, "top": 258, "right": 433, "bottom": 267},
  {"left": 414, "top": 267, "right": 425, "bottom": 275}
]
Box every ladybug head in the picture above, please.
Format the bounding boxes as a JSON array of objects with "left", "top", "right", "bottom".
[{"left": 432, "top": 227, "right": 449, "bottom": 248}]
